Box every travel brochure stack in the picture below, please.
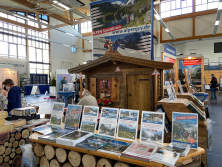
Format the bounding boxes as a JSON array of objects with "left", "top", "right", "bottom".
[
  {"left": 33, "top": 103, "right": 200, "bottom": 166},
  {"left": 186, "top": 101, "right": 205, "bottom": 121}
]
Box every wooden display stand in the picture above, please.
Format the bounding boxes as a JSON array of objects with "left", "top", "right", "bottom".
[
  {"left": 29, "top": 132, "right": 205, "bottom": 167},
  {"left": 176, "top": 93, "right": 205, "bottom": 111},
  {"left": 68, "top": 54, "right": 174, "bottom": 122},
  {"left": 157, "top": 98, "right": 207, "bottom": 167}
]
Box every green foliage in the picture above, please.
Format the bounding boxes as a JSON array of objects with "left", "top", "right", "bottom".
[{"left": 51, "top": 76, "right": 56, "bottom": 86}]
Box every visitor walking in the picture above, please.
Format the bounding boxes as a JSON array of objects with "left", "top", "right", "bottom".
[
  {"left": 210, "top": 76, "right": 218, "bottom": 103},
  {"left": 75, "top": 79, "right": 80, "bottom": 103}
]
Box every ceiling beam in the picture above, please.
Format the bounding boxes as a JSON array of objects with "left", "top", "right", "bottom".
[
  {"left": 0, "top": 16, "right": 40, "bottom": 31},
  {"left": 161, "top": 33, "right": 222, "bottom": 43},
  {"left": 10, "top": 0, "right": 74, "bottom": 25},
  {"left": 162, "top": 9, "right": 217, "bottom": 22}
]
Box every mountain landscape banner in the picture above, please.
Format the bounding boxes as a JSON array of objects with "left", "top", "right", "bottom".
[{"left": 90, "top": 0, "right": 153, "bottom": 60}]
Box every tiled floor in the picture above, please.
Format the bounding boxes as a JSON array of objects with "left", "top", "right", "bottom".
[{"left": 25, "top": 93, "right": 221, "bottom": 167}]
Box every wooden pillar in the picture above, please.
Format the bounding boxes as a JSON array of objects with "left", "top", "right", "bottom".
[
  {"left": 154, "top": 75, "right": 158, "bottom": 107},
  {"left": 80, "top": 77, "right": 83, "bottom": 99}
]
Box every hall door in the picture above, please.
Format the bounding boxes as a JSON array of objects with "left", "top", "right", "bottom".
[{"left": 127, "top": 74, "right": 152, "bottom": 122}]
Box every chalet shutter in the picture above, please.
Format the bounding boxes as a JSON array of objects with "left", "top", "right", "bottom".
[
  {"left": 111, "top": 78, "right": 120, "bottom": 102},
  {"left": 90, "top": 78, "right": 97, "bottom": 98}
]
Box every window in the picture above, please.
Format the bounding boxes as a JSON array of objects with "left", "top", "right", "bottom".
[
  {"left": 99, "top": 79, "right": 111, "bottom": 99},
  {"left": 72, "top": 20, "right": 79, "bottom": 32},
  {"left": 161, "top": 0, "right": 193, "bottom": 18},
  {"left": 196, "top": 0, "right": 218, "bottom": 12},
  {"left": 81, "top": 21, "right": 92, "bottom": 33}
]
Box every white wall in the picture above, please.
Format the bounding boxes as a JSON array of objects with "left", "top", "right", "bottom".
[{"left": 174, "top": 38, "right": 222, "bottom": 64}]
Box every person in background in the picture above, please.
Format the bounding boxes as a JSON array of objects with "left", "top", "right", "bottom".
[
  {"left": 2, "top": 79, "right": 22, "bottom": 114},
  {"left": 211, "top": 74, "right": 217, "bottom": 81},
  {"left": 75, "top": 79, "right": 80, "bottom": 104},
  {"left": 0, "top": 86, "right": 8, "bottom": 111},
  {"left": 82, "top": 79, "right": 86, "bottom": 89},
  {"left": 210, "top": 76, "right": 218, "bottom": 103},
  {"left": 60, "top": 76, "right": 67, "bottom": 91},
  {"left": 78, "top": 90, "right": 98, "bottom": 108}
]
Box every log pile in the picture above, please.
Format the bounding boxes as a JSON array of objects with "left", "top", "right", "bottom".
[{"left": 33, "top": 143, "right": 133, "bottom": 167}]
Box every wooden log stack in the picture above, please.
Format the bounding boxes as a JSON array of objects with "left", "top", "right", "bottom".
[{"left": 34, "top": 143, "right": 134, "bottom": 167}]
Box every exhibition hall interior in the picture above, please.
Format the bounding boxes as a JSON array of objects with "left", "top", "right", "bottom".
[{"left": 0, "top": 0, "right": 221, "bottom": 166}]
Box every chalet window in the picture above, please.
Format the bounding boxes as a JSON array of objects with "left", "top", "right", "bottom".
[{"left": 99, "top": 79, "right": 111, "bottom": 99}]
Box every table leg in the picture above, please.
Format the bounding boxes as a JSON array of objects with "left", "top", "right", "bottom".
[{"left": 64, "top": 95, "right": 68, "bottom": 107}]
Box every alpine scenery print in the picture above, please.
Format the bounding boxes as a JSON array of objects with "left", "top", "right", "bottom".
[{"left": 65, "top": 105, "right": 82, "bottom": 130}]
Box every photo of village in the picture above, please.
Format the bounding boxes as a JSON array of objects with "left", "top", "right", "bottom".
[
  {"left": 65, "top": 105, "right": 82, "bottom": 129},
  {"left": 120, "top": 110, "right": 138, "bottom": 119},
  {"left": 101, "top": 108, "right": 118, "bottom": 118},
  {"left": 143, "top": 113, "right": 163, "bottom": 122},
  {"left": 99, "top": 123, "right": 116, "bottom": 136},
  {"left": 50, "top": 114, "right": 62, "bottom": 125},
  {"left": 118, "top": 122, "right": 137, "bottom": 140},
  {"left": 53, "top": 103, "right": 65, "bottom": 111},
  {"left": 84, "top": 107, "right": 99, "bottom": 116},
  {"left": 81, "top": 121, "right": 96, "bottom": 133}
]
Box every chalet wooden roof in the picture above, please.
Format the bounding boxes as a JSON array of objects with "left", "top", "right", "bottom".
[{"left": 68, "top": 54, "right": 174, "bottom": 74}]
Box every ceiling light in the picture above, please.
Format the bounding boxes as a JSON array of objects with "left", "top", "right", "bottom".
[
  {"left": 165, "top": 28, "right": 170, "bottom": 32},
  {"left": 215, "top": 20, "right": 219, "bottom": 25},
  {"left": 63, "top": 44, "right": 70, "bottom": 47},
  {"left": 53, "top": 1, "right": 70, "bottom": 10},
  {"left": 154, "top": 14, "right": 161, "bottom": 20},
  {"left": 219, "top": 2, "right": 222, "bottom": 10},
  {"left": 188, "top": 56, "right": 192, "bottom": 59}
]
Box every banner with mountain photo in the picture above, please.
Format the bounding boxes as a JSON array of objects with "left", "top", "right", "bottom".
[{"left": 90, "top": 0, "right": 153, "bottom": 60}]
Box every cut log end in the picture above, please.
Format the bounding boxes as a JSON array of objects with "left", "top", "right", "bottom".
[
  {"left": 114, "top": 162, "right": 131, "bottom": 167},
  {"left": 44, "top": 145, "right": 55, "bottom": 160},
  {"left": 82, "top": 154, "right": 97, "bottom": 167},
  {"left": 34, "top": 143, "right": 44, "bottom": 157},
  {"left": 62, "top": 163, "right": 72, "bottom": 167},
  {"left": 68, "top": 151, "right": 81, "bottom": 167},
  {"left": 56, "top": 148, "right": 67, "bottom": 163},
  {"left": 22, "top": 129, "right": 29, "bottom": 139},
  {"left": 50, "top": 159, "right": 61, "bottom": 167},
  {"left": 96, "top": 158, "right": 112, "bottom": 167},
  {"left": 40, "top": 156, "right": 49, "bottom": 167}
]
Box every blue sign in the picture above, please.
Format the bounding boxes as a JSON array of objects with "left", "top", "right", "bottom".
[{"left": 164, "top": 44, "right": 176, "bottom": 57}]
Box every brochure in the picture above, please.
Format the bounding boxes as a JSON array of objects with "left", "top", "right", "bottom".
[
  {"left": 38, "top": 129, "right": 72, "bottom": 142},
  {"left": 172, "top": 112, "right": 198, "bottom": 149},
  {"left": 170, "top": 81, "right": 177, "bottom": 98},
  {"left": 98, "top": 140, "right": 131, "bottom": 155},
  {"left": 56, "top": 130, "right": 93, "bottom": 146},
  {"left": 116, "top": 109, "right": 139, "bottom": 141},
  {"left": 140, "top": 111, "right": 165, "bottom": 145},
  {"left": 80, "top": 106, "right": 99, "bottom": 133},
  {"left": 76, "top": 134, "right": 113, "bottom": 151},
  {"left": 152, "top": 149, "right": 180, "bottom": 167},
  {"left": 155, "top": 104, "right": 171, "bottom": 133},
  {"left": 177, "top": 80, "right": 184, "bottom": 94},
  {"left": 186, "top": 101, "right": 205, "bottom": 121},
  {"left": 163, "top": 143, "right": 190, "bottom": 157},
  {"left": 50, "top": 102, "right": 65, "bottom": 127},
  {"left": 98, "top": 107, "right": 119, "bottom": 137},
  {"left": 63, "top": 84, "right": 69, "bottom": 92},
  {"left": 32, "top": 125, "right": 62, "bottom": 135},
  {"left": 122, "top": 142, "right": 158, "bottom": 162},
  {"left": 165, "top": 81, "right": 174, "bottom": 101},
  {"left": 65, "top": 105, "right": 82, "bottom": 130}
]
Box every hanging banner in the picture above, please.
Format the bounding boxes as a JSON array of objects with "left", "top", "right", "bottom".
[
  {"left": 183, "top": 59, "right": 202, "bottom": 66},
  {"left": 164, "top": 56, "right": 176, "bottom": 64},
  {"left": 90, "top": 0, "right": 153, "bottom": 60},
  {"left": 164, "top": 44, "right": 176, "bottom": 57}
]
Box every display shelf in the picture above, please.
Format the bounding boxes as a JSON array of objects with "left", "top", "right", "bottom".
[
  {"left": 157, "top": 98, "right": 207, "bottom": 167},
  {"left": 29, "top": 132, "right": 205, "bottom": 167}
]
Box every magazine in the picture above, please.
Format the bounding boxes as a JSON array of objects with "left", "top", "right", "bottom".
[
  {"left": 152, "top": 149, "right": 180, "bottom": 167},
  {"left": 98, "top": 107, "right": 119, "bottom": 137},
  {"left": 76, "top": 134, "right": 113, "bottom": 151},
  {"left": 155, "top": 104, "right": 171, "bottom": 133},
  {"left": 186, "top": 102, "right": 205, "bottom": 121},
  {"left": 80, "top": 106, "right": 99, "bottom": 133},
  {"left": 177, "top": 80, "right": 184, "bottom": 94},
  {"left": 50, "top": 102, "right": 65, "bottom": 127},
  {"left": 56, "top": 130, "right": 93, "bottom": 146},
  {"left": 65, "top": 105, "right": 82, "bottom": 130},
  {"left": 140, "top": 111, "right": 165, "bottom": 145},
  {"left": 122, "top": 142, "right": 158, "bottom": 162},
  {"left": 98, "top": 140, "right": 131, "bottom": 155},
  {"left": 38, "top": 129, "right": 72, "bottom": 142},
  {"left": 116, "top": 109, "right": 139, "bottom": 141},
  {"left": 172, "top": 112, "right": 198, "bottom": 149},
  {"left": 32, "top": 125, "right": 62, "bottom": 135},
  {"left": 163, "top": 143, "right": 190, "bottom": 157}
]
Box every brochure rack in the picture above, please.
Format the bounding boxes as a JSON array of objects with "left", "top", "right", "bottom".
[{"left": 157, "top": 98, "right": 207, "bottom": 167}]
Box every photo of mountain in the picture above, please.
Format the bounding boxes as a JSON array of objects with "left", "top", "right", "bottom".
[
  {"left": 81, "top": 121, "right": 96, "bottom": 133},
  {"left": 50, "top": 115, "right": 62, "bottom": 125},
  {"left": 99, "top": 123, "right": 116, "bottom": 136},
  {"left": 141, "top": 128, "right": 162, "bottom": 143},
  {"left": 118, "top": 123, "right": 136, "bottom": 140},
  {"left": 53, "top": 103, "right": 65, "bottom": 111},
  {"left": 65, "top": 105, "right": 82, "bottom": 130},
  {"left": 84, "top": 106, "right": 99, "bottom": 116}
]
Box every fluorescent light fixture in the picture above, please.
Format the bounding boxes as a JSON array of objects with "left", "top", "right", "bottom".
[
  {"left": 219, "top": 2, "right": 222, "bottom": 10},
  {"left": 215, "top": 21, "right": 219, "bottom": 25},
  {"left": 53, "top": 1, "right": 70, "bottom": 10},
  {"left": 154, "top": 14, "right": 161, "bottom": 20},
  {"left": 165, "top": 28, "right": 170, "bottom": 32},
  {"left": 188, "top": 56, "right": 192, "bottom": 59},
  {"left": 63, "top": 44, "right": 70, "bottom": 47},
  {"left": 66, "top": 32, "right": 75, "bottom": 36}
]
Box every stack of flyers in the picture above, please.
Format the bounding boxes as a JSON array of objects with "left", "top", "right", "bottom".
[
  {"left": 163, "top": 143, "right": 190, "bottom": 157},
  {"left": 98, "top": 107, "right": 119, "bottom": 137},
  {"left": 38, "top": 129, "right": 72, "bottom": 142},
  {"left": 32, "top": 125, "right": 62, "bottom": 135}
]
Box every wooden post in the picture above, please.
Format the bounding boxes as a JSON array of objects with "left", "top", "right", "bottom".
[
  {"left": 154, "top": 75, "right": 158, "bottom": 107},
  {"left": 80, "top": 77, "right": 83, "bottom": 99}
]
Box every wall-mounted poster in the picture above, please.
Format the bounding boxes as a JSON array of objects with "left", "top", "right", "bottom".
[
  {"left": 178, "top": 59, "right": 201, "bottom": 85},
  {"left": 57, "top": 74, "right": 71, "bottom": 91},
  {"left": 90, "top": 0, "right": 153, "bottom": 60}
]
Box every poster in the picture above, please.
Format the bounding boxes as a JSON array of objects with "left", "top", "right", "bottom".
[
  {"left": 140, "top": 111, "right": 165, "bottom": 145},
  {"left": 178, "top": 59, "right": 201, "bottom": 85},
  {"left": 50, "top": 102, "right": 65, "bottom": 127},
  {"left": 117, "top": 109, "right": 139, "bottom": 141},
  {"left": 90, "top": 0, "right": 153, "bottom": 60},
  {"left": 57, "top": 74, "right": 71, "bottom": 91},
  {"left": 163, "top": 56, "right": 176, "bottom": 85},
  {"left": 65, "top": 105, "right": 82, "bottom": 130},
  {"left": 98, "top": 107, "right": 119, "bottom": 137}
]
